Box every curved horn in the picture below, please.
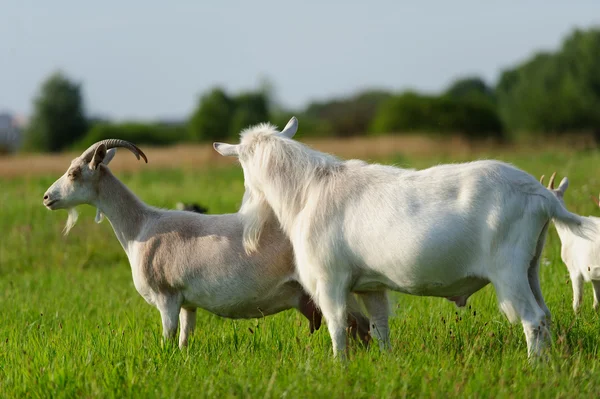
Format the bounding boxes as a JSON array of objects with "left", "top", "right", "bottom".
[
  {"left": 548, "top": 172, "right": 556, "bottom": 189},
  {"left": 81, "top": 139, "right": 148, "bottom": 163},
  {"left": 591, "top": 194, "right": 600, "bottom": 208},
  {"left": 540, "top": 175, "right": 545, "bottom": 185}
]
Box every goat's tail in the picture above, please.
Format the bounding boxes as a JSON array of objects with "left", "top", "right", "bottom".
[{"left": 546, "top": 194, "right": 597, "bottom": 240}]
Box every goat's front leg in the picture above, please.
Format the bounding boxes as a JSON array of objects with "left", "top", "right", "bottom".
[
  {"left": 156, "top": 294, "right": 183, "bottom": 346},
  {"left": 314, "top": 278, "right": 350, "bottom": 360},
  {"left": 179, "top": 307, "right": 197, "bottom": 348}
]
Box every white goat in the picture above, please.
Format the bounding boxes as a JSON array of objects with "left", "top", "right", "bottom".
[
  {"left": 43, "top": 139, "right": 371, "bottom": 348},
  {"left": 541, "top": 172, "right": 600, "bottom": 312},
  {"left": 213, "top": 117, "right": 597, "bottom": 358}
]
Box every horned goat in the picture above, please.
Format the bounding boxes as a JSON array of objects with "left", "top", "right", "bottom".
[
  {"left": 541, "top": 172, "right": 600, "bottom": 312},
  {"left": 213, "top": 117, "right": 597, "bottom": 359},
  {"left": 43, "top": 139, "right": 371, "bottom": 348}
]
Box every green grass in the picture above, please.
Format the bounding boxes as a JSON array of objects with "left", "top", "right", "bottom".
[{"left": 2, "top": 148, "right": 600, "bottom": 398}]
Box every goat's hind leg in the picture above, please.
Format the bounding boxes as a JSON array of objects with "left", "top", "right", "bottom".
[
  {"left": 179, "top": 307, "right": 197, "bottom": 348},
  {"left": 493, "top": 270, "right": 550, "bottom": 358},
  {"left": 528, "top": 222, "right": 552, "bottom": 325},
  {"left": 358, "top": 290, "right": 391, "bottom": 351},
  {"left": 346, "top": 294, "right": 372, "bottom": 347},
  {"left": 528, "top": 266, "right": 551, "bottom": 325}
]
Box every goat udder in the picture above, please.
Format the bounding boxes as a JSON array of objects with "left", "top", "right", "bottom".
[
  {"left": 298, "top": 294, "right": 322, "bottom": 333},
  {"left": 446, "top": 296, "right": 468, "bottom": 307}
]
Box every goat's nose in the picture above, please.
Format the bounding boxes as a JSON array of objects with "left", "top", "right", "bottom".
[{"left": 43, "top": 194, "right": 49, "bottom": 200}]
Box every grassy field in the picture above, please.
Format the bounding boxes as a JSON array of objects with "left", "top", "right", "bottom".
[{"left": 2, "top": 139, "right": 600, "bottom": 398}]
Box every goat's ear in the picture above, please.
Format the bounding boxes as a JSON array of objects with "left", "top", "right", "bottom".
[
  {"left": 213, "top": 142, "right": 239, "bottom": 157},
  {"left": 557, "top": 177, "right": 569, "bottom": 193},
  {"left": 278, "top": 116, "right": 298, "bottom": 139},
  {"left": 102, "top": 148, "right": 117, "bottom": 166},
  {"left": 90, "top": 144, "right": 108, "bottom": 170}
]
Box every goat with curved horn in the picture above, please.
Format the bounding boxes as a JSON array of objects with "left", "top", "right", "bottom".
[
  {"left": 41, "top": 138, "right": 371, "bottom": 349},
  {"left": 81, "top": 139, "right": 148, "bottom": 163}
]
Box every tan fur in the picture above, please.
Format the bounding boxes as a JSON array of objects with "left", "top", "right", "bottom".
[{"left": 43, "top": 142, "right": 371, "bottom": 349}]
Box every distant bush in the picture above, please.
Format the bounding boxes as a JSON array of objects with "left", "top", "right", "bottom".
[
  {"left": 74, "top": 122, "right": 188, "bottom": 149},
  {"left": 229, "top": 92, "right": 269, "bottom": 136},
  {"left": 445, "top": 76, "right": 496, "bottom": 105},
  {"left": 496, "top": 28, "right": 600, "bottom": 136},
  {"left": 0, "top": 144, "right": 11, "bottom": 156},
  {"left": 23, "top": 71, "right": 88, "bottom": 152},
  {"left": 270, "top": 111, "right": 334, "bottom": 138},
  {"left": 188, "top": 88, "right": 236, "bottom": 142},
  {"left": 305, "top": 90, "right": 392, "bottom": 137},
  {"left": 370, "top": 92, "right": 504, "bottom": 140}
]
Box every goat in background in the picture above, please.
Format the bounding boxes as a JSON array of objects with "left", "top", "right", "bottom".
[{"left": 542, "top": 172, "right": 600, "bottom": 312}]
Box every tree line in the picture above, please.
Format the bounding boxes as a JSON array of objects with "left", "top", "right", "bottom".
[{"left": 22, "top": 27, "right": 600, "bottom": 153}]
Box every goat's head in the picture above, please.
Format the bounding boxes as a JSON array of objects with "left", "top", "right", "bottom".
[
  {"left": 43, "top": 139, "right": 147, "bottom": 234},
  {"left": 212, "top": 117, "right": 299, "bottom": 252},
  {"left": 212, "top": 117, "right": 300, "bottom": 196},
  {"left": 540, "top": 172, "right": 569, "bottom": 202},
  {"left": 212, "top": 116, "right": 298, "bottom": 161}
]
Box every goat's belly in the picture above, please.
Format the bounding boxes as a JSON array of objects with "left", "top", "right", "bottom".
[
  {"left": 190, "top": 297, "right": 297, "bottom": 319},
  {"left": 207, "top": 301, "right": 296, "bottom": 319},
  {"left": 181, "top": 283, "right": 301, "bottom": 319},
  {"left": 354, "top": 273, "right": 488, "bottom": 298},
  {"left": 406, "top": 276, "right": 489, "bottom": 297}
]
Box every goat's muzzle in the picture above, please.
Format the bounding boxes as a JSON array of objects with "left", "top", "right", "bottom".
[{"left": 43, "top": 194, "right": 59, "bottom": 209}]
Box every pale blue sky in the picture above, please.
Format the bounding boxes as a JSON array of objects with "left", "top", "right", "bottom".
[{"left": 1, "top": 1, "right": 599, "bottom": 121}]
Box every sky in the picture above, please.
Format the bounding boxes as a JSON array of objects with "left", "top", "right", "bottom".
[{"left": 1, "top": 1, "right": 599, "bottom": 121}]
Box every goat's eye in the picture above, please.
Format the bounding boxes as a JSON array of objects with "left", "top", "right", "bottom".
[{"left": 68, "top": 171, "right": 79, "bottom": 180}]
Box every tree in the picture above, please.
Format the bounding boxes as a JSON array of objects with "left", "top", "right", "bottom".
[
  {"left": 229, "top": 92, "right": 269, "bottom": 136},
  {"left": 257, "top": 75, "right": 278, "bottom": 113},
  {"left": 370, "top": 92, "right": 503, "bottom": 139},
  {"left": 445, "top": 76, "right": 495, "bottom": 104},
  {"left": 75, "top": 122, "right": 186, "bottom": 149},
  {"left": 188, "top": 88, "right": 235, "bottom": 141},
  {"left": 23, "top": 71, "right": 88, "bottom": 152},
  {"left": 304, "top": 90, "right": 392, "bottom": 136},
  {"left": 496, "top": 27, "right": 600, "bottom": 135}
]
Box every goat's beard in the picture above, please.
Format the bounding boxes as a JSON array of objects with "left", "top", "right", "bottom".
[{"left": 63, "top": 208, "right": 79, "bottom": 235}]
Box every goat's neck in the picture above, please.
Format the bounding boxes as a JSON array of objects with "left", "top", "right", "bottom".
[
  {"left": 554, "top": 222, "right": 573, "bottom": 246},
  {"left": 264, "top": 176, "right": 315, "bottom": 237},
  {"left": 94, "top": 170, "right": 152, "bottom": 251},
  {"left": 553, "top": 221, "right": 578, "bottom": 263}
]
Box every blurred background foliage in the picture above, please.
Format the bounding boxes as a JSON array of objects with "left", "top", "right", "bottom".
[{"left": 19, "top": 27, "right": 600, "bottom": 153}]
